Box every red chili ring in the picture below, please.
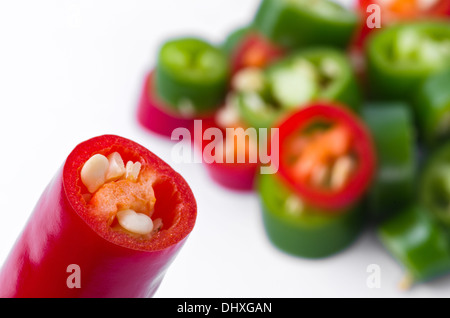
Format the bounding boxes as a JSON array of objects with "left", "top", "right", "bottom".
[
  {"left": 137, "top": 71, "right": 215, "bottom": 139},
  {"left": 276, "top": 102, "right": 376, "bottom": 212}
]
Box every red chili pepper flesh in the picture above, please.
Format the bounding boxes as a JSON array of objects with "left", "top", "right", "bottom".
[
  {"left": 0, "top": 135, "right": 197, "bottom": 298},
  {"left": 276, "top": 103, "right": 376, "bottom": 212}
]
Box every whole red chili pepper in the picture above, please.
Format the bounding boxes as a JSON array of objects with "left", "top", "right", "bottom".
[{"left": 0, "top": 135, "right": 196, "bottom": 298}]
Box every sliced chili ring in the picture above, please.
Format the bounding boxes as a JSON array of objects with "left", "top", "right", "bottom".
[
  {"left": 276, "top": 103, "right": 376, "bottom": 211},
  {"left": 378, "top": 204, "right": 450, "bottom": 285},
  {"left": 253, "top": 0, "right": 358, "bottom": 50},
  {"left": 137, "top": 71, "right": 215, "bottom": 138},
  {"left": 156, "top": 37, "right": 229, "bottom": 112},
  {"left": 258, "top": 172, "right": 365, "bottom": 258},
  {"left": 230, "top": 31, "right": 285, "bottom": 75},
  {"left": 414, "top": 69, "right": 450, "bottom": 147},
  {"left": 421, "top": 141, "right": 450, "bottom": 226},
  {"left": 366, "top": 21, "right": 450, "bottom": 102},
  {"left": 362, "top": 102, "right": 416, "bottom": 220}
]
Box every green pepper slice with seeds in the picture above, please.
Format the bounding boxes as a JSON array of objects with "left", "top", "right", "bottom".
[
  {"left": 230, "top": 47, "right": 361, "bottom": 131},
  {"left": 252, "top": 0, "right": 358, "bottom": 50},
  {"left": 266, "top": 48, "right": 361, "bottom": 112},
  {"left": 156, "top": 37, "right": 229, "bottom": 113},
  {"left": 366, "top": 21, "right": 450, "bottom": 102}
]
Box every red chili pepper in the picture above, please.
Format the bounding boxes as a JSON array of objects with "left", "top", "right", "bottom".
[
  {"left": 194, "top": 118, "right": 259, "bottom": 191},
  {"left": 0, "top": 135, "right": 196, "bottom": 297},
  {"left": 231, "top": 32, "right": 285, "bottom": 75},
  {"left": 137, "top": 71, "right": 215, "bottom": 138},
  {"left": 276, "top": 103, "right": 376, "bottom": 212}
]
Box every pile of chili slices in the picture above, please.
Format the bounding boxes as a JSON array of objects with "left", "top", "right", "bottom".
[{"left": 137, "top": 0, "right": 450, "bottom": 288}]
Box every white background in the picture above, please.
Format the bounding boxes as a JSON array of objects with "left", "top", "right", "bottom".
[{"left": 0, "top": 0, "right": 449, "bottom": 298}]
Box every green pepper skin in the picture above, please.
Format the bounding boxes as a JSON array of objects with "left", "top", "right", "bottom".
[
  {"left": 379, "top": 205, "right": 450, "bottom": 283},
  {"left": 267, "top": 47, "right": 362, "bottom": 112},
  {"left": 156, "top": 37, "right": 229, "bottom": 113},
  {"left": 421, "top": 142, "right": 450, "bottom": 226},
  {"left": 235, "top": 47, "right": 361, "bottom": 132},
  {"left": 362, "top": 102, "right": 416, "bottom": 220},
  {"left": 366, "top": 21, "right": 450, "bottom": 102},
  {"left": 415, "top": 70, "right": 450, "bottom": 147},
  {"left": 252, "top": 0, "right": 358, "bottom": 50},
  {"left": 258, "top": 173, "right": 365, "bottom": 258}
]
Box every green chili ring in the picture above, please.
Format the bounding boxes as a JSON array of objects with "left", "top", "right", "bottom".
[
  {"left": 156, "top": 37, "right": 229, "bottom": 113},
  {"left": 362, "top": 102, "right": 416, "bottom": 220},
  {"left": 266, "top": 47, "right": 362, "bottom": 112},
  {"left": 366, "top": 21, "right": 450, "bottom": 102},
  {"left": 258, "top": 173, "right": 365, "bottom": 258},
  {"left": 378, "top": 205, "right": 450, "bottom": 284},
  {"left": 415, "top": 69, "right": 450, "bottom": 147},
  {"left": 421, "top": 142, "right": 450, "bottom": 226},
  {"left": 252, "top": 0, "right": 358, "bottom": 50}
]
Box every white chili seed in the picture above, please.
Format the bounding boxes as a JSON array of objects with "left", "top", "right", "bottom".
[
  {"left": 116, "top": 209, "right": 153, "bottom": 235},
  {"left": 216, "top": 95, "right": 240, "bottom": 128},
  {"left": 232, "top": 67, "right": 265, "bottom": 92},
  {"left": 330, "top": 156, "right": 355, "bottom": 190},
  {"left": 81, "top": 154, "right": 109, "bottom": 193},
  {"left": 105, "top": 152, "right": 126, "bottom": 182},
  {"left": 125, "top": 161, "right": 142, "bottom": 182},
  {"left": 311, "top": 164, "right": 329, "bottom": 188}
]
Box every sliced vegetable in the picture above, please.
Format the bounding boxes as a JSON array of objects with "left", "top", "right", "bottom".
[
  {"left": 0, "top": 135, "right": 196, "bottom": 297},
  {"left": 379, "top": 205, "right": 450, "bottom": 286},
  {"left": 230, "top": 31, "right": 285, "bottom": 75},
  {"left": 253, "top": 0, "right": 358, "bottom": 50},
  {"left": 362, "top": 102, "right": 416, "bottom": 219},
  {"left": 258, "top": 172, "right": 365, "bottom": 258},
  {"left": 414, "top": 69, "right": 450, "bottom": 146},
  {"left": 421, "top": 141, "right": 450, "bottom": 226},
  {"left": 355, "top": 1, "right": 450, "bottom": 51},
  {"left": 196, "top": 118, "right": 259, "bottom": 191},
  {"left": 137, "top": 71, "right": 215, "bottom": 138},
  {"left": 156, "top": 37, "right": 229, "bottom": 112},
  {"left": 366, "top": 21, "right": 450, "bottom": 101},
  {"left": 277, "top": 103, "right": 376, "bottom": 211},
  {"left": 266, "top": 48, "right": 362, "bottom": 112},
  {"left": 222, "top": 47, "right": 362, "bottom": 134}
]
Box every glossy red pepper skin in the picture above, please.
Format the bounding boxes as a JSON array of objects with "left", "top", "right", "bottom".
[
  {"left": 137, "top": 71, "right": 215, "bottom": 138},
  {"left": 0, "top": 135, "right": 196, "bottom": 298},
  {"left": 277, "top": 103, "right": 376, "bottom": 212}
]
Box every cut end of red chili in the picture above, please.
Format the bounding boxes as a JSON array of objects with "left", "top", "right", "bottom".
[
  {"left": 63, "top": 135, "right": 197, "bottom": 252},
  {"left": 277, "top": 103, "right": 376, "bottom": 212}
]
